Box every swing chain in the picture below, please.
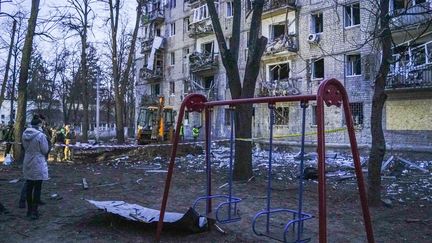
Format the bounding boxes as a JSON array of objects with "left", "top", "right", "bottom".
[{"left": 300, "top": 101, "right": 309, "bottom": 109}]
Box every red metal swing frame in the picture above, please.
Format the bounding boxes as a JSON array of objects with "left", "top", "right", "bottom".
[{"left": 155, "top": 78, "right": 375, "bottom": 243}]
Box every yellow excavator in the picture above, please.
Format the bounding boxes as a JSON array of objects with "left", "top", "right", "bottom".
[{"left": 136, "top": 96, "right": 176, "bottom": 145}]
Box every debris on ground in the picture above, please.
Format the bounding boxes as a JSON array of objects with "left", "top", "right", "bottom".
[{"left": 86, "top": 200, "right": 209, "bottom": 233}]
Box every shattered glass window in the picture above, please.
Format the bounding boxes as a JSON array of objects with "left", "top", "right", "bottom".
[
  {"left": 344, "top": 3, "right": 360, "bottom": 27},
  {"left": 275, "top": 107, "right": 289, "bottom": 125},
  {"left": 312, "top": 58, "right": 324, "bottom": 79},
  {"left": 346, "top": 54, "right": 362, "bottom": 76}
]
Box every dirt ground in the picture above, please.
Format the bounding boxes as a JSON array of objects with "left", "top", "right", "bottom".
[{"left": 0, "top": 144, "right": 431, "bottom": 243}]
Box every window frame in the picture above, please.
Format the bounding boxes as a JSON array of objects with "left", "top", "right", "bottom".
[
  {"left": 311, "top": 58, "right": 324, "bottom": 80},
  {"left": 274, "top": 106, "right": 290, "bottom": 126},
  {"left": 226, "top": 1, "right": 233, "bottom": 18},
  {"left": 169, "top": 22, "right": 176, "bottom": 37},
  {"left": 346, "top": 54, "right": 362, "bottom": 77},
  {"left": 170, "top": 51, "right": 176, "bottom": 66},
  {"left": 344, "top": 3, "right": 360, "bottom": 28},
  {"left": 311, "top": 12, "right": 323, "bottom": 34}
]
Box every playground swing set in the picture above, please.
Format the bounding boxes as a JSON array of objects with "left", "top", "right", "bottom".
[{"left": 155, "top": 78, "right": 375, "bottom": 243}]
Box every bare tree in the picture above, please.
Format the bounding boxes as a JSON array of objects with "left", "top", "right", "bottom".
[
  {"left": 63, "top": 0, "right": 95, "bottom": 141},
  {"left": 104, "top": 0, "right": 143, "bottom": 143},
  {"left": 0, "top": 18, "right": 16, "bottom": 109},
  {"left": 13, "top": 0, "right": 41, "bottom": 162},
  {"left": 205, "top": 0, "right": 267, "bottom": 180}
]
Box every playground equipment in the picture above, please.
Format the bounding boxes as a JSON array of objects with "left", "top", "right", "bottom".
[{"left": 156, "top": 78, "right": 375, "bottom": 243}]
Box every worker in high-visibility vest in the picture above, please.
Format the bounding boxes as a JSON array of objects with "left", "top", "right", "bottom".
[
  {"left": 192, "top": 125, "right": 201, "bottom": 142},
  {"left": 180, "top": 125, "right": 184, "bottom": 141}
]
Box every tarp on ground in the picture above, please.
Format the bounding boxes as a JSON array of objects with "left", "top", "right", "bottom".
[{"left": 86, "top": 200, "right": 208, "bottom": 233}]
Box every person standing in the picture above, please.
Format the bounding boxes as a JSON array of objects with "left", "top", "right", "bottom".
[
  {"left": 4, "top": 122, "right": 14, "bottom": 157},
  {"left": 192, "top": 125, "right": 201, "bottom": 142},
  {"left": 22, "top": 116, "right": 49, "bottom": 219}
]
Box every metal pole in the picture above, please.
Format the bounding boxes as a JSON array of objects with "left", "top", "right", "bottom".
[
  {"left": 228, "top": 107, "right": 235, "bottom": 219},
  {"left": 297, "top": 101, "right": 308, "bottom": 241},
  {"left": 96, "top": 70, "right": 100, "bottom": 143},
  {"left": 266, "top": 103, "right": 275, "bottom": 233}
]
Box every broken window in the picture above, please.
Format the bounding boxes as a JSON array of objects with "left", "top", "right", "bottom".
[
  {"left": 311, "top": 105, "right": 317, "bottom": 126},
  {"left": 170, "top": 81, "right": 175, "bottom": 95},
  {"left": 170, "top": 52, "right": 175, "bottom": 66},
  {"left": 151, "top": 83, "right": 160, "bottom": 96},
  {"left": 155, "top": 27, "right": 161, "bottom": 37},
  {"left": 225, "top": 108, "right": 232, "bottom": 126},
  {"left": 183, "top": 80, "right": 190, "bottom": 93},
  {"left": 170, "top": 0, "right": 176, "bottom": 8},
  {"left": 346, "top": 54, "right": 362, "bottom": 76},
  {"left": 275, "top": 107, "right": 289, "bottom": 125},
  {"left": 169, "top": 22, "right": 176, "bottom": 36},
  {"left": 184, "top": 17, "right": 191, "bottom": 32},
  {"left": 344, "top": 3, "right": 360, "bottom": 27},
  {"left": 412, "top": 44, "right": 427, "bottom": 66},
  {"left": 203, "top": 76, "right": 214, "bottom": 89},
  {"left": 347, "top": 102, "right": 363, "bottom": 126},
  {"left": 311, "top": 12, "right": 323, "bottom": 34},
  {"left": 269, "top": 63, "right": 290, "bottom": 81},
  {"left": 312, "top": 58, "right": 324, "bottom": 79},
  {"left": 270, "top": 24, "right": 286, "bottom": 41},
  {"left": 226, "top": 1, "right": 233, "bottom": 17},
  {"left": 202, "top": 41, "right": 214, "bottom": 54}
]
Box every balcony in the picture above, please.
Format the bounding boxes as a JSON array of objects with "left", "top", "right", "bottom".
[
  {"left": 140, "top": 67, "right": 163, "bottom": 82},
  {"left": 265, "top": 34, "right": 298, "bottom": 55},
  {"left": 142, "top": 8, "right": 165, "bottom": 25},
  {"left": 140, "top": 38, "right": 153, "bottom": 53},
  {"left": 386, "top": 64, "right": 432, "bottom": 90},
  {"left": 189, "top": 51, "right": 219, "bottom": 73},
  {"left": 258, "top": 78, "right": 301, "bottom": 97},
  {"left": 188, "top": 19, "right": 213, "bottom": 38},
  {"left": 390, "top": 3, "right": 432, "bottom": 29},
  {"left": 140, "top": 36, "right": 165, "bottom": 54},
  {"left": 140, "top": 94, "right": 160, "bottom": 106},
  {"left": 262, "top": 0, "right": 296, "bottom": 18}
]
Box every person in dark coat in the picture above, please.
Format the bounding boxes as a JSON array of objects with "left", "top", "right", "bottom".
[
  {"left": 3, "top": 122, "right": 14, "bottom": 157},
  {"left": 21, "top": 116, "right": 49, "bottom": 219}
]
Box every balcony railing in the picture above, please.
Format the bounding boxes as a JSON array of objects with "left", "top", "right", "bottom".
[
  {"left": 140, "top": 67, "right": 163, "bottom": 81},
  {"left": 263, "top": 0, "right": 296, "bottom": 13},
  {"left": 386, "top": 64, "right": 432, "bottom": 90},
  {"left": 189, "top": 51, "right": 219, "bottom": 73},
  {"left": 188, "top": 20, "right": 213, "bottom": 38},
  {"left": 258, "top": 78, "right": 301, "bottom": 97},
  {"left": 265, "top": 34, "right": 298, "bottom": 55},
  {"left": 390, "top": 2, "right": 432, "bottom": 29},
  {"left": 140, "top": 94, "right": 160, "bottom": 106},
  {"left": 140, "top": 38, "right": 153, "bottom": 53},
  {"left": 140, "top": 36, "right": 165, "bottom": 54},
  {"left": 142, "top": 9, "right": 165, "bottom": 25}
]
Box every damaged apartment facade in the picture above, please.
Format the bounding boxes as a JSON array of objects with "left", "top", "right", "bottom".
[{"left": 135, "top": 0, "right": 432, "bottom": 148}]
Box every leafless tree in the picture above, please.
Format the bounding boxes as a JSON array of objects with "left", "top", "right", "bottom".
[
  {"left": 103, "top": 0, "right": 143, "bottom": 143},
  {"left": 13, "top": 0, "right": 41, "bottom": 162},
  {"left": 205, "top": 0, "right": 267, "bottom": 180},
  {"left": 63, "top": 0, "right": 96, "bottom": 141}
]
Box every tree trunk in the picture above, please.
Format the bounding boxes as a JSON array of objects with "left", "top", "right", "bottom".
[
  {"left": 13, "top": 0, "right": 40, "bottom": 162},
  {"left": 0, "top": 19, "right": 17, "bottom": 109},
  {"left": 233, "top": 104, "right": 253, "bottom": 180},
  {"left": 367, "top": 0, "right": 391, "bottom": 206},
  {"left": 206, "top": 0, "right": 266, "bottom": 180}
]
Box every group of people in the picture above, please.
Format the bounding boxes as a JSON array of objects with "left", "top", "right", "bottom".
[{"left": 1, "top": 115, "right": 77, "bottom": 220}]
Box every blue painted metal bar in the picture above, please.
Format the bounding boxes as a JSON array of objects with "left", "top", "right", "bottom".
[
  {"left": 267, "top": 104, "right": 275, "bottom": 233},
  {"left": 297, "top": 101, "right": 308, "bottom": 241}
]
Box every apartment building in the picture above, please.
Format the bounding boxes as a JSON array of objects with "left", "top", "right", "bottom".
[{"left": 135, "top": 0, "right": 432, "bottom": 147}]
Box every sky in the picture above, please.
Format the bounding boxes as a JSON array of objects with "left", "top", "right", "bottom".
[{"left": 0, "top": 0, "right": 137, "bottom": 63}]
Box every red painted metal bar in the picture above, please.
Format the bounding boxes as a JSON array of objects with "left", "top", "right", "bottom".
[
  {"left": 156, "top": 94, "right": 207, "bottom": 241},
  {"left": 316, "top": 83, "right": 327, "bottom": 243},
  {"left": 316, "top": 78, "right": 375, "bottom": 243},
  {"left": 205, "top": 95, "right": 316, "bottom": 107},
  {"left": 155, "top": 79, "right": 374, "bottom": 242},
  {"left": 333, "top": 80, "right": 375, "bottom": 243}
]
